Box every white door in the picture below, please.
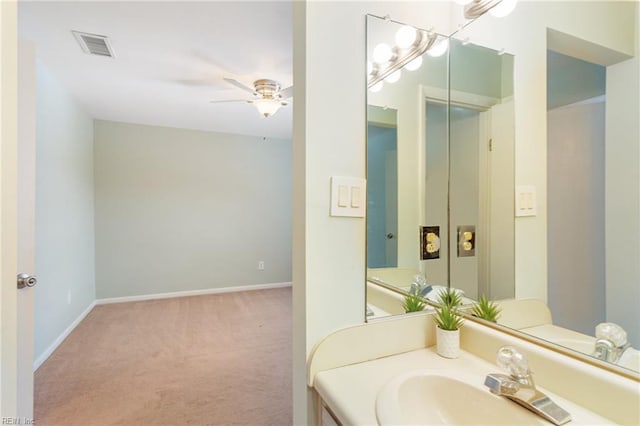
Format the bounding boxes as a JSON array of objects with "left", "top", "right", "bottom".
[{"left": 1, "top": 3, "right": 36, "bottom": 420}]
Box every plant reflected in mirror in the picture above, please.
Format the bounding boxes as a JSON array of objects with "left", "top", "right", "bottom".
[
  {"left": 471, "top": 295, "right": 502, "bottom": 323},
  {"left": 402, "top": 294, "right": 426, "bottom": 313}
]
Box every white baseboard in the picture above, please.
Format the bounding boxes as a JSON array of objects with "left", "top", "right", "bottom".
[
  {"left": 32, "top": 282, "right": 291, "bottom": 370},
  {"left": 34, "top": 300, "right": 96, "bottom": 371},
  {"left": 95, "top": 281, "right": 293, "bottom": 305}
]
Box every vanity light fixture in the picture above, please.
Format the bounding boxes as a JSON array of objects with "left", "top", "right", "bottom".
[
  {"left": 368, "top": 25, "right": 438, "bottom": 90},
  {"left": 464, "top": 0, "right": 518, "bottom": 20}
]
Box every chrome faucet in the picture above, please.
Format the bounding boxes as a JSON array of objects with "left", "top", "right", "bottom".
[
  {"left": 593, "top": 338, "right": 630, "bottom": 363},
  {"left": 484, "top": 346, "right": 572, "bottom": 425},
  {"left": 593, "top": 322, "right": 630, "bottom": 363}
]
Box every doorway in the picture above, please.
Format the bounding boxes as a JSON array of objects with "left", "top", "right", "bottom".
[{"left": 366, "top": 123, "right": 398, "bottom": 268}]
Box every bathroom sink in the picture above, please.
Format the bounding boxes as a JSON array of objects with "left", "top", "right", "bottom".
[{"left": 376, "top": 369, "right": 548, "bottom": 425}]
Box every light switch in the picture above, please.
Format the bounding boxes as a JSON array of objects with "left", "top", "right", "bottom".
[
  {"left": 350, "top": 186, "right": 361, "bottom": 208},
  {"left": 515, "top": 185, "right": 537, "bottom": 217},
  {"left": 330, "top": 176, "right": 366, "bottom": 218},
  {"left": 338, "top": 185, "right": 348, "bottom": 207}
]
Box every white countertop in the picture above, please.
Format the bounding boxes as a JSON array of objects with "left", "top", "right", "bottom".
[{"left": 314, "top": 346, "right": 615, "bottom": 426}]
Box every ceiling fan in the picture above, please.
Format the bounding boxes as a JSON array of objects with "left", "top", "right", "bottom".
[{"left": 211, "top": 78, "right": 293, "bottom": 118}]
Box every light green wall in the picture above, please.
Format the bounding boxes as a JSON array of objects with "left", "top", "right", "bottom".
[
  {"left": 94, "top": 120, "right": 292, "bottom": 298},
  {"left": 548, "top": 101, "right": 606, "bottom": 337},
  {"left": 450, "top": 0, "right": 638, "bottom": 303},
  {"left": 606, "top": 50, "right": 640, "bottom": 347},
  {"left": 293, "top": 2, "right": 456, "bottom": 423},
  {"left": 34, "top": 61, "right": 96, "bottom": 361},
  {"left": 547, "top": 51, "right": 606, "bottom": 109}
]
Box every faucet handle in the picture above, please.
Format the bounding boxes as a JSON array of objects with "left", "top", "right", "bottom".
[
  {"left": 595, "top": 322, "right": 627, "bottom": 347},
  {"left": 496, "top": 346, "right": 530, "bottom": 379}
]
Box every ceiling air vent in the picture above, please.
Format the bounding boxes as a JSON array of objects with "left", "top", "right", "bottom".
[{"left": 72, "top": 31, "right": 114, "bottom": 58}]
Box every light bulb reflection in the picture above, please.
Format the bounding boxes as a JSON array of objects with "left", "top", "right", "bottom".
[
  {"left": 384, "top": 69, "right": 401, "bottom": 83},
  {"left": 395, "top": 25, "right": 418, "bottom": 49},
  {"left": 404, "top": 56, "right": 423, "bottom": 71},
  {"left": 490, "top": 0, "right": 518, "bottom": 17},
  {"left": 427, "top": 38, "right": 449, "bottom": 57},
  {"left": 373, "top": 43, "right": 393, "bottom": 64},
  {"left": 370, "top": 81, "right": 384, "bottom": 93}
]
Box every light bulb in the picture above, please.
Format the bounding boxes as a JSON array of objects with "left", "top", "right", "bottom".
[
  {"left": 490, "top": 0, "right": 517, "bottom": 17},
  {"left": 404, "top": 56, "right": 423, "bottom": 71},
  {"left": 427, "top": 38, "right": 449, "bottom": 57},
  {"left": 372, "top": 43, "right": 393, "bottom": 64},
  {"left": 395, "top": 25, "right": 418, "bottom": 49},
  {"left": 384, "top": 69, "right": 401, "bottom": 83},
  {"left": 370, "top": 81, "right": 384, "bottom": 93},
  {"left": 252, "top": 99, "right": 282, "bottom": 118}
]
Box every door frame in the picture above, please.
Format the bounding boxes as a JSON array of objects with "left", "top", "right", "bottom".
[
  {"left": 1, "top": 0, "right": 22, "bottom": 417},
  {"left": 1, "top": 1, "right": 35, "bottom": 420}
]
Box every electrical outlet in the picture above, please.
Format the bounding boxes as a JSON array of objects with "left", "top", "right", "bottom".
[
  {"left": 421, "top": 226, "right": 440, "bottom": 260},
  {"left": 258, "top": 261, "right": 265, "bottom": 271},
  {"left": 457, "top": 225, "right": 476, "bottom": 257}
]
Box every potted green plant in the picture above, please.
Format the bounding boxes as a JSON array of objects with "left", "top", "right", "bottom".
[
  {"left": 434, "top": 288, "right": 464, "bottom": 358},
  {"left": 402, "top": 293, "right": 426, "bottom": 313},
  {"left": 471, "top": 295, "right": 502, "bottom": 323}
]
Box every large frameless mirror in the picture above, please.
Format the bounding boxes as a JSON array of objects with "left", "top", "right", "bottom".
[
  {"left": 365, "top": 1, "right": 640, "bottom": 377},
  {"left": 366, "top": 14, "right": 451, "bottom": 317},
  {"left": 365, "top": 14, "right": 515, "bottom": 317}
]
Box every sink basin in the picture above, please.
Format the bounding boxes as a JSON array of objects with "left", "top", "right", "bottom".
[{"left": 376, "top": 369, "right": 548, "bottom": 425}]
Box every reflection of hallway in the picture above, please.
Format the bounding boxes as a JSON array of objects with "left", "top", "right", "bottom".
[{"left": 35, "top": 288, "right": 292, "bottom": 425}]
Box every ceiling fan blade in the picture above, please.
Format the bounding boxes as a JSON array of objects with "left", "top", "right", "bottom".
[
  {"left": 278, "top": 85, "right": 293, "bottom": 99},
  {"left": 209, "top": 99, "right": 251, "bottom": 104},
  {"left": 223, "top": 78, "right": 256, "bottom": 95}
]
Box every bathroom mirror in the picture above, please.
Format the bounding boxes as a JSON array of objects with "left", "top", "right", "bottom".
[
  {"left": 443, "top": 37, "right": 515, "bottom": 301},
  {"left": 365, "top": 13, "right": 515, "bottom": 312},
  {"left": 366, "top": 15, "right": 450, "bottom": 317},
  {"left": 365, "top": 2, "right": 640, "bottom": 376},
  {"left": 451, "top": 1, "right": 640, "bottom": 375}
]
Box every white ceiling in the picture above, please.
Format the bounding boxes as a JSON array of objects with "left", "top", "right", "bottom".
[{"left": 18, "top": 1, "right": 293, "bottom": 139}]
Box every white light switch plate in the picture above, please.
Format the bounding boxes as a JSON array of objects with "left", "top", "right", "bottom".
[
  {"left": 330, "top": 176, "right": 366, "bottom": 218},
  {"left": 515, "top": 185, "right": 537, "bottom": 217}
]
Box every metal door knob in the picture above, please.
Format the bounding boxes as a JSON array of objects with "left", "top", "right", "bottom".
[{"left": 17, "top": 273, "right": 37, "bottom": 289}]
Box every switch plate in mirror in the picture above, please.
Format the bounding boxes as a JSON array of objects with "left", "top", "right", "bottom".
[{"left": 457, "top": 225, "right": 475, "bottom": 257}]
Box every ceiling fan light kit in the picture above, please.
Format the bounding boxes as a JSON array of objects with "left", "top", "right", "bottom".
[
  {"left": 252, "top": 98, "right": 284, "bottom": 118},
  {"left": 211, "top": 77, "right": 292, "bottom": 118}
]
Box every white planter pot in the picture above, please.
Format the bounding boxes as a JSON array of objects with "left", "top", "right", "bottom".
[{"left": 436, "top": 327, "right": 460, "bottom": 359}]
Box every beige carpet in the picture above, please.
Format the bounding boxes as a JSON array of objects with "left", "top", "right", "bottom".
[{"left": 35, "top": 287, "right": 292, "bottom": 426}]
